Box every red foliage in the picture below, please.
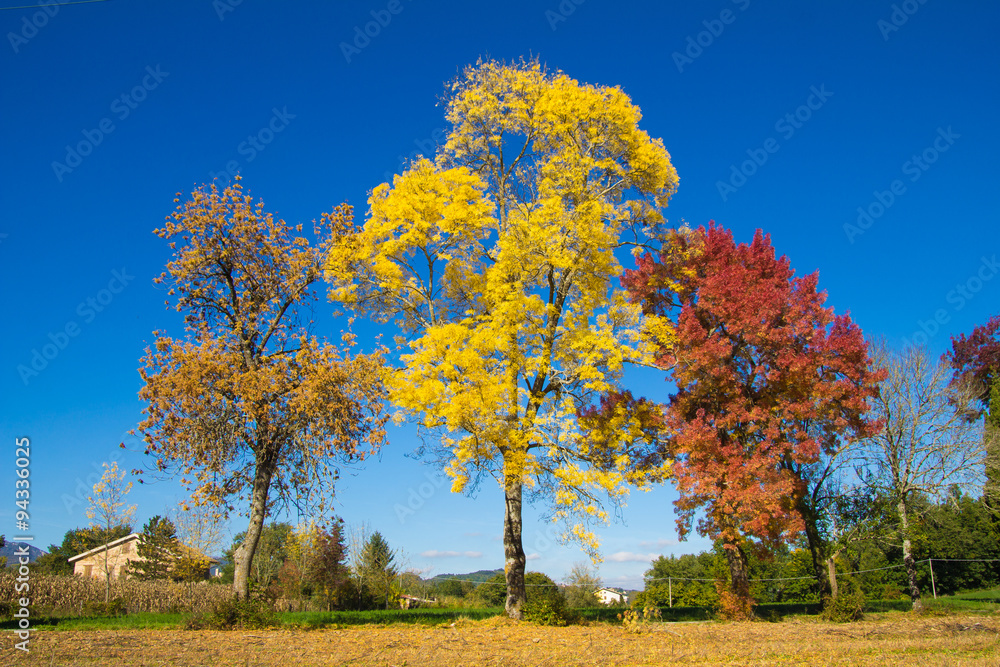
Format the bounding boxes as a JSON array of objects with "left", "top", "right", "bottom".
[
  {"left": 623, "top": 223, "right": 882, "bottom": 549},
  {"left": 946, "top": 314, "right": 1000, "bottom": 409}
]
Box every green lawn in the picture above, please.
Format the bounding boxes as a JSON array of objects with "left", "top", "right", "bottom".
[{"left": 922, "top": 587, "right": 1000, "bottom": 613}]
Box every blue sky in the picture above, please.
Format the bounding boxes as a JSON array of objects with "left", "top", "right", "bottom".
[{"left": 1, "top": 0, "right": 997, "bottom": 589}]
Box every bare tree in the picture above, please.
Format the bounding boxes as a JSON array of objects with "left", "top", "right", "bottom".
[
  {"left": 172, "top": 500, "right": 226, "bottom": 558},
  {"left": 854, "top": 342, "right": 985, "bottom": 610},
  {"left": 345, "top": 521, "right": 371, "bottom": 608},
  {"left": 86, "top": 461, "right": 137, "bottom": 602},
  {"left": 563, "top": 562, "right": 602, "bottom": 608}
]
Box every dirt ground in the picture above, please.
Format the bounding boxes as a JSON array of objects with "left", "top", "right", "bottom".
[{"left": 4, "top": 614, "right": 997, "bottom": 666}]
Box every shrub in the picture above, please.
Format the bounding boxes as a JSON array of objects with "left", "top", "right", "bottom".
[
  {"left": 618, "top": 605, "right": 661, "bottom": 633},
  {"left": 713, "top": 583, "right": 755, "bottom": 621},
  {"left": 523, "top": 595, "right": 577, "bottom": 626},
  {"left": 187, "top": 596, "right": 278, "bottom": 630},
  {"left": 821, "top": 587, "right": 866, "bottom": 623},
  {"left": 83, "top": 597, "right": 127, "bottom": 618}
]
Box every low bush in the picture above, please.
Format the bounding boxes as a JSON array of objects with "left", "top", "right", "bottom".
[
  {"left": 523, "top": 597, "right": 577, "bottom": 626},
  {"left": 821, "top": 587, "right": 867, "bottom": 622},
  {"left": 713, "top": 585, "right": 755, "bottom": 621},
  {"left": 187, "top": 596, "right": 278, "bottom": 630}
]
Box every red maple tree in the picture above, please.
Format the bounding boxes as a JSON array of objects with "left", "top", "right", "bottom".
[
  {"left": 947, "top": 315, "right": 1000, "bottom": 511},
  {"left": 947, "top": 314, "right": 1000, "bottom": 410},
  {"left": 623, "top": 224, "right": 881, "bottom": 604}
]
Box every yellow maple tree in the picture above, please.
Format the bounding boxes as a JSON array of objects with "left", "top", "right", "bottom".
[
  {"left": 327, "top": 59, "right": 677, "bottom": 618},
  {"left": 137, "top": 178, "right": 388, "bottom": 599}
]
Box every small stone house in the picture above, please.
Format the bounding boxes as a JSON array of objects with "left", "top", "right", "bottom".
[
  {"left": 69, "top": 533, "right": 142, "bottom": 580},
  {"left": 68, "top": 533, "right": 217, "bottom": 580}
]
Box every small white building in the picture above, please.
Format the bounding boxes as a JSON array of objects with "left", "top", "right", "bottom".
[{"left": 596, "top": 587, "right": 629, "bottom": 605}]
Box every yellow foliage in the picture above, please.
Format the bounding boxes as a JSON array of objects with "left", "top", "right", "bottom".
[
  {"left": 327, "top": 58, "right": 678, "bottom": 558},
  {"left": 138, "top": 178, "right": 388, "bottom": 574}
]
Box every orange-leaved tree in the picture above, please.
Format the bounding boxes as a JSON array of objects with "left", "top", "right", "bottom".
[
  {"left": 137, "top": 177, "right": 388, "bottom": 599},
  {"left": 622, "top": 224, "right": 882, "bottom": 611},
  {"left": 326, "top": 58, "right": 678, "bottom": 619}
]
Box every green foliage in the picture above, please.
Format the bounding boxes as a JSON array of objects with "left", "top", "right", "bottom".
[
  {"left": 83, "top": 596, "right": 127, "bottom": 618},
  {"left": 641, "top": 552, "right": 719, "bottom": 608},
  {"left": 563, "top": 562, "right": 601, "bottom": 608},
  {"left": 523, "top": 596, "right": 575, "bottom": 626},
  {"left": 129, "top": 515, "right": 178, "bottom": 581},
  {"left": 519, "top": 572, "right": 576, "bottom": 624},
  {"left": 821, "top": 586, "right": 866, "bottom": 622},
  {"left": 188, "top": 595, "right": 278, "bottom": 630},
  {"left": 920, "top": 490, "right": 1000, "bottom": 594},
  {"left": 223, "top": 522, "right": 293, "bottom": 591},
  {"left": 353, "top": 530, "right": 399, "bottom": 610},
  {"left": 306, "top": 523, "right": 349, "bottom": 610},
  {"left": 469, "top": 571, "right": 564, "bottom": 610},
  {"left": 432, "top": 578, "right": 475, "bottom": 598},
  {"left": 469, "top": 572, "right": 507, "bottom": 607}
]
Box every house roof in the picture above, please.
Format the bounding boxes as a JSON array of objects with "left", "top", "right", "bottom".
[{"left": 68, "top": 533, "right": 141, "bottom": 563}]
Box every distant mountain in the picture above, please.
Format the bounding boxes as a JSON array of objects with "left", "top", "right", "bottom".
[
  {"left": 1, "top": 541, "right": 45, "bottom": 565},
  {"left": 428, "top": 568, "right": 503, "bottom": 584}
]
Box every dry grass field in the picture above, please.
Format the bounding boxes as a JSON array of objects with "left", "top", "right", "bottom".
[{"left": 4, "top": 613, "right": 998, "bottom": 666}]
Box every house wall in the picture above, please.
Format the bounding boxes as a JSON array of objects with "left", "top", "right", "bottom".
[{"left": 597, "top": 589, "right": 625, "bottom": 605}]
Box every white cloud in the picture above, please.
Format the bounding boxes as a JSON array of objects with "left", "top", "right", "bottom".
[
  {"left": 607, "top": 551, "right": 660, "bottom": 563},
  {"left": 525, "top": 552, "right": 541, "bottom": 561},
  {"left": 638, "top": 538, "right": 678, "bottom": 549},
  {"left": 420, "top": 550, "right": 483, "bottom": 558}
]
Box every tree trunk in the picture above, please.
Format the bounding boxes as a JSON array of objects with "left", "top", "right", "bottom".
[
  {"left": 827, "top": 555, "right": 839, "bottom": 600},
  {"left": 898, "top": 496, "right": 923, "bottom": 611},
  {"left": 233, "top": 457, "right": 275, "bottom": 599},
  {"left": 724, "top": 542, "right": 751, "bottom": 601},
  {"left": 104, "top": 549, "right": 112, "bottom": 603},
  {"left": 797, "top": 497, "right": 832, "bottom": 598},
  {"left": 503, "top": 479, "right": 527, "bottom": 620}
]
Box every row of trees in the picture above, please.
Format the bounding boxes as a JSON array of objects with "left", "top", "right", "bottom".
[
  {"left": 131, "top": 56, "right": 997, "bottom": 619},
  {"left": 217, "top": 521, "right": 411, "bottom": 611},
  {"left": 635, "top": 488, "right": 1000, "bottom": 609}
]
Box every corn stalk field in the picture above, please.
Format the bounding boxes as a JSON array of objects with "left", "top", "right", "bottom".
[{"left": 0, "top": 574, "right": 232, "bottom": 616}]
